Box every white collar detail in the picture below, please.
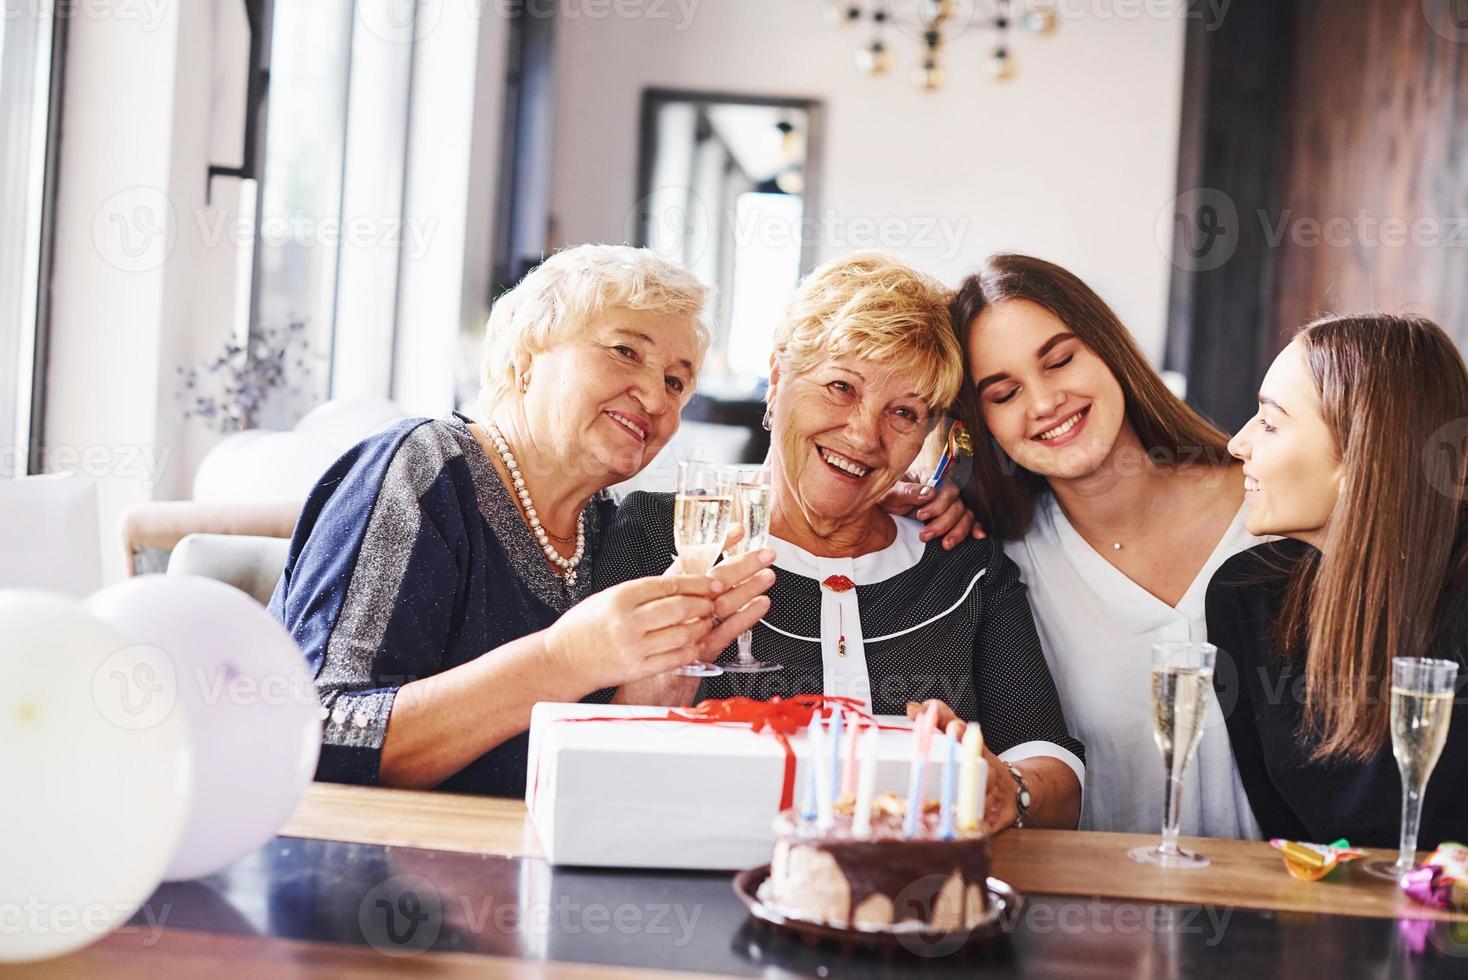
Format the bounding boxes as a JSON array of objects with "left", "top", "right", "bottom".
[{"left": 768, "top": 516, "right": 927, "bottom": 584}]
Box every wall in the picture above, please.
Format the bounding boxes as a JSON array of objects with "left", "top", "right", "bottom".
[{"left": 549, "top": 0, "right": 1189, "bottom": 362}]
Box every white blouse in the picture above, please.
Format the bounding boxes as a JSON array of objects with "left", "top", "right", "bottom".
[{"left": 1007, "top": 494, "right": 1264, "bottom": 839}]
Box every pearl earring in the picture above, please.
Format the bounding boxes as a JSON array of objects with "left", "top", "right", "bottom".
[{"left": 761, "top": 409, "right": 772, "bottom": 431}]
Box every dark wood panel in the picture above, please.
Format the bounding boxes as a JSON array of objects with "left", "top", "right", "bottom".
[
  {"left": 1270, "top": 0, "right": 1468, "bottom": 349},
  {"left": 1167, "top": 0, "right": 1468, "bottom": 428},
  {"left": 1163, "top": 0, "right": 1297, "bottom": 432}
]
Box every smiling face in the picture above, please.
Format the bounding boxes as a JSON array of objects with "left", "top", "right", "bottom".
[
  {"left": 522, "top": 307, "right": 699, "bottom": 484},
  {"left": 769, "top": 355, "right": 934, "bottom": 533},
  {"left": 966, "top": 299, "right": 1128, "bottom": 481},
  {"left": 1228, "top": 341, "right": 1343, "bottom": 544}
]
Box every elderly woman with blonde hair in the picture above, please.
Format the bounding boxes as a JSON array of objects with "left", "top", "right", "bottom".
[
  {"left": 270, "top": 244, "right": 779, "bottom": 796},
  {"left": 596, "top": 252, "right": 1084, "bottom": 831}
]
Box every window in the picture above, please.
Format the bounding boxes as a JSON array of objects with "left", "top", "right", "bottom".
[
  {"left": 250, "top": 0, "right": 417, "bottom": 421},
  {"left": 250, "top": 0, "right": 355, "bottom": 427},
  {"left": 0, "top": 5, "right": 60, "bottom": 477}
]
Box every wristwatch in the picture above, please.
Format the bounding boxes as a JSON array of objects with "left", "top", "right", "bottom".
[{"left": 1004, "top": 762, "right": 1032, "bottom": 829}]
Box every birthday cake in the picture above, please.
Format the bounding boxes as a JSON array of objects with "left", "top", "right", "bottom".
[{"left": 766, "top": 794, "right": 992, "bottom": 931}]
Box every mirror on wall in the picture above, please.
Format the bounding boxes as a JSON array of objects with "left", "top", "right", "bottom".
[{"left": 634, "top": 89, "right": 822, "bottom": 397}]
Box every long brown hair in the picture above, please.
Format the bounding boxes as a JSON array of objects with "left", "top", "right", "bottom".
[
  {"left": 1278, "top": 313, "right": 1468, "bottom": 762},
  {"left": 949, "top": 253, "right": 1232, "bottom": 540}
]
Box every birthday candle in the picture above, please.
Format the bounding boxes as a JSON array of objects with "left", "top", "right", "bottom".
[
  {"left": 852, "top": 725, "right": 878, "bottom": 837},
  {"left": 840, "top": 715, "right": 861, "bottom": 800},
  {"left": 828, "top": 709, "right": 844, "bottom": 808},
  {"left": 800, "top": 714, "right": 820, "bottom": 822},
  {"left": 902, "top": 702, "right": 939, "bottom": 837},
  {"left": 811, "top": 713, "right": 835, "bottom": 830},
  {"left": 958, "top": 723, "right": 983, "bottom": 833},
  {"left": 938, "top": 722, "right": 959, "bottom": 839},
  {"left": 910, "top": 704, "right": 933, "bottom": 803}
]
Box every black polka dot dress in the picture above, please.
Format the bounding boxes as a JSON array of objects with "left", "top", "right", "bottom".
[{"left": 592, "top": 491, "right": 1086, "bottom": 779}]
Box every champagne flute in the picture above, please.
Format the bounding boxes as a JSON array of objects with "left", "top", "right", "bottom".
[
  {"left": 719, "top": 466, "right": 781, "bottom": 674},
  {"left": 671, "top": 461, "right": 732, "bottom": 678},
  {"left": 1363, "top": 656, "right": 1458, "bottom": 880},
  {"left": 1129, "top": 641, "right": 1216, "bottom": 869}
]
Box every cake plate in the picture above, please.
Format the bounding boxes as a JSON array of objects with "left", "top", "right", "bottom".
[{"left": 732, "top": 864, "right": 1023, "bottom": 958}]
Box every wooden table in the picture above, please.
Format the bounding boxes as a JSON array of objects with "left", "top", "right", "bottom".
[
  {"left": 278, "top": 783, "right": 1464, "bottom": 923},
  {"left": 9, "top": 783, "right": 1466, "bottom": 978}
]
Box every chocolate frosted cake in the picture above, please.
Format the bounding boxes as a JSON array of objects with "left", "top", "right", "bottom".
[{"left": 766, "top": 795, "right": 992, "bottom": 932}]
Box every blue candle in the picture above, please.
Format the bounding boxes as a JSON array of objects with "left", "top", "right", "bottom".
[
  {"left": 828, "top": 709, "right": 844, "bottom": 805},
  {"left": 938, "top": 725, "right": 958, "bottom": 840},
  {"left": 800, "top": 714, "right": 820, "bottom": 821},
  {"left": 901, "top": 706, "right": 937, "bottom": 838}
]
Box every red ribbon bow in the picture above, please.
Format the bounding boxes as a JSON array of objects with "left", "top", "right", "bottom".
[{"left": 666, "top": 695, "right": 876, "bottom": 810}]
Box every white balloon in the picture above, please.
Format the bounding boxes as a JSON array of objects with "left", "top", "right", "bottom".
[
  {"left": 86, "top": 575, "right": 322, "bottom": 882},
  {"left": 0, "top": 591, "right": 193, "bottom": 963},
  {"left": 193, "top": 430, "right": 340, "bottom": 503},
  {"left": 294, "top": 396, "right": 407, "bottom": 453}
]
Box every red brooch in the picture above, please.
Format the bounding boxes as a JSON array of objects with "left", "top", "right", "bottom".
[{"left": 822, "top": 574, "right": 855, "bottom": 593}]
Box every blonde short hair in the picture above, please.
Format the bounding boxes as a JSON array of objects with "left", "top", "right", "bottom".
[
  {"left": 478, "top": 244, "right": 712, "bottom": 416},
  {"left": 773, "top": 251, "right": 962, "bottom": 413}
]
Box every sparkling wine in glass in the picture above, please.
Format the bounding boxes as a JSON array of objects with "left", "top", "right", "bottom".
[
  {"left": 1129, "top": 641, "right": 1215, "bottom": 869},
  {"left": 1363, "top": 657, "right": 1458, "bottom": 881},
  {"left": 672, "top": 461, "right": 732, "bottom": 678},
  {"left": 720, "top": 466, "right": 781, "bottom": 674}
]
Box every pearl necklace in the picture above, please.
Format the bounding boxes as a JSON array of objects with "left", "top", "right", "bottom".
[{"left": 485, "top": 422, "right": 585, "bottom": 587}]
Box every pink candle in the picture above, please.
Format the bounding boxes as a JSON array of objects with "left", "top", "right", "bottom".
[
  {"left": 840, "top": 715, "right": 861, "bottom": 800},
  {"left": 902, "top": 701, "right": 940, "bottom": 837}
]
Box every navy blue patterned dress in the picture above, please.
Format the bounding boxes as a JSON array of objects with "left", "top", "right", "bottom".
[{"left": 268, "top": 413, "right": 615, "bottom": 797}]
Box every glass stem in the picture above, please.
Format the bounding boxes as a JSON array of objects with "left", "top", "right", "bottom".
[
  {"left": 1160, "top": 773, "right": 1185, "bottom": 855},
  {"left": 1398, "top": 780, "right": 1424, "bottom": 874},
  {"left": 737, "top": 629, "right": 754, "bottom": 664}
]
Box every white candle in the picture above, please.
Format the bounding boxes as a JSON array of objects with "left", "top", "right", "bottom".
[
  {"left": 851, "top": 724, "right": 879, "bottom": 837},
  {"left": 958, "top": 724, "right": 983, "bottom": 833}
]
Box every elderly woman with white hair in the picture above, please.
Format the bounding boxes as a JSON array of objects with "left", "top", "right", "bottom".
[
  {"left": 269, "top": 244, "right": 781, "bottom": 796},
  {"left": 269, "top": 244, "right": 972, "bottom": 797},
  {"left": 597, "top": 252, "right": 1084, "bottom": 831}
]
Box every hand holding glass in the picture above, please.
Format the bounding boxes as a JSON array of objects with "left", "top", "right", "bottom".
[
  {"left": 719, "top": 466, "right": 781, "bottom": 674},
  {"left": 671, "top": 461, "right": 732, "bottom": 678}
]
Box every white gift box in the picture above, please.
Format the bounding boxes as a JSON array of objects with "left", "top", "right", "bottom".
[{"left": 525, "top": 701, "right": 952, "bottom": 870}]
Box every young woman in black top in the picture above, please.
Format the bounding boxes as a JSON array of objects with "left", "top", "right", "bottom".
[{"left": 1206, "top": 313, "right": 1468, "bottom": 848}]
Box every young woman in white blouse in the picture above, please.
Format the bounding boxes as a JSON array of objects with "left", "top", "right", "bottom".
[{"left": 949, "top": 253, "right": 1263, "bottom": 838}]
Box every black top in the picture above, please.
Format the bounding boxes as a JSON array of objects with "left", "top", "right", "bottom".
[
  {"left": 1205, "top": 541, "right": 1468, "bottom": 848},
  {"left": 269, "top": 414, "right": 617, "bottom": 797},
  {"left": 592, "top": 491, "right": 1085, "bottom": 766}
]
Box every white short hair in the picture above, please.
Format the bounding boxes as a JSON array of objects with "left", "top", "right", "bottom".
[{"left": 477, "top": 244, "right": 712, "bottom": 416}]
